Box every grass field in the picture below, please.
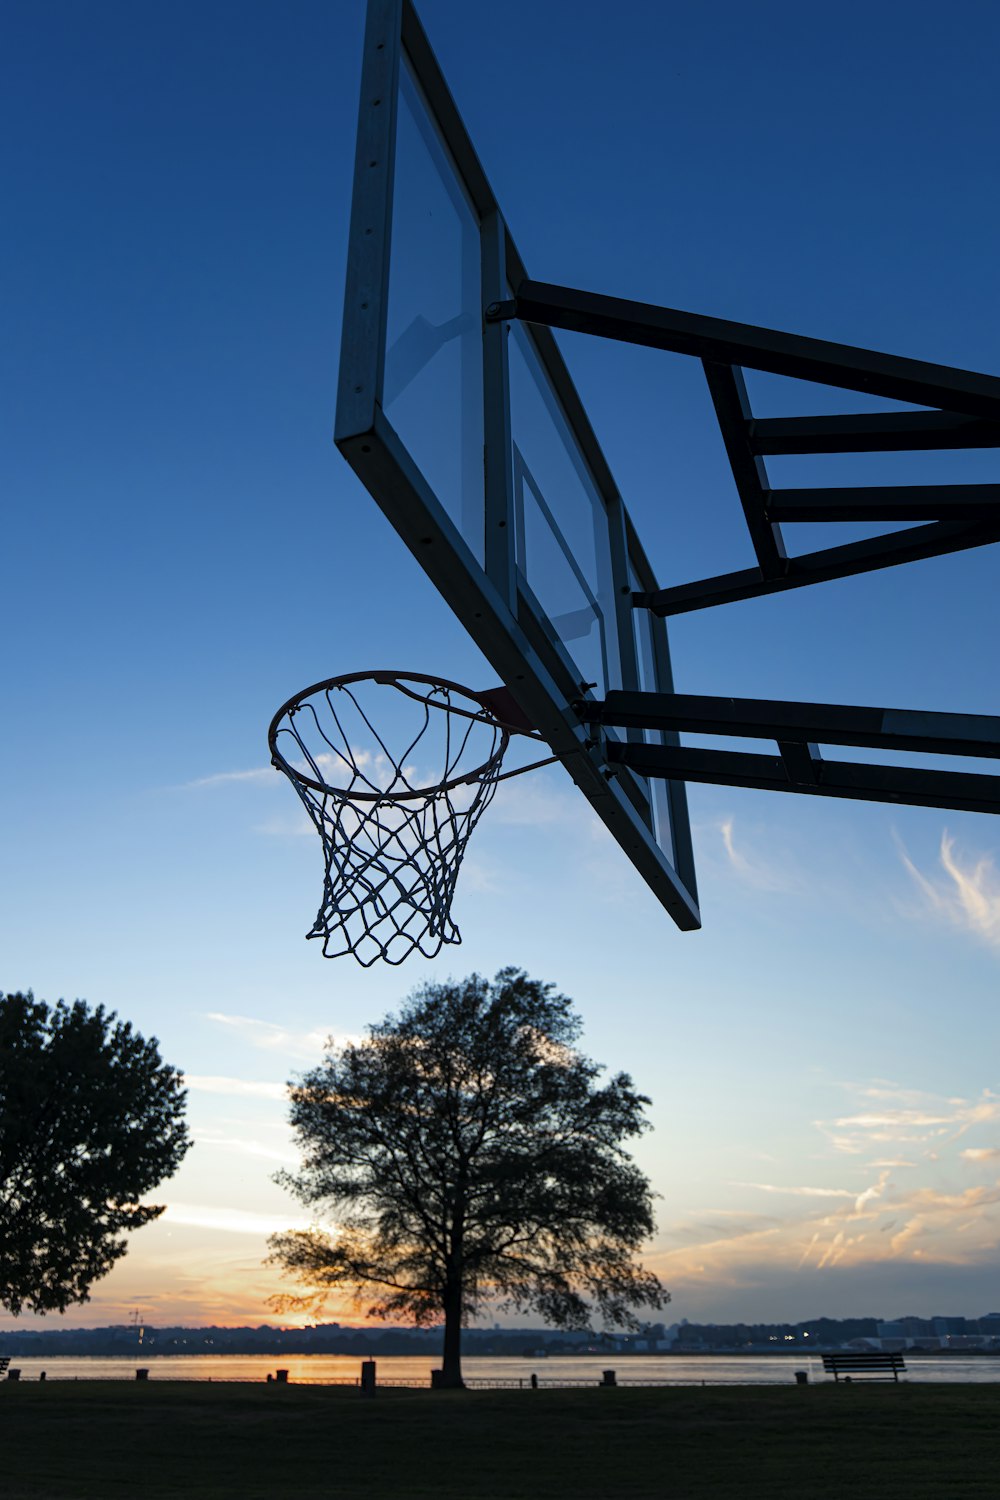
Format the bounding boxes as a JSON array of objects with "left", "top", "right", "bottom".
[{"left": 1, "top": 1380, "right": 997, "bottom": 1499}]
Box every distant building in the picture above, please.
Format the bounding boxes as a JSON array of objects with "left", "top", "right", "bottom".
[
  {"left": 932, "top": 1316, "right": 968, "bottom": 1337},
  {"left": 877, "top": 1316, "right": 932, "bottom": 1341}
]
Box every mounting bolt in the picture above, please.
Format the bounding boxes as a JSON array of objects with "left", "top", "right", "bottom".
[{"left": 485, "top": 301, "right": 501, "bottom": 318}]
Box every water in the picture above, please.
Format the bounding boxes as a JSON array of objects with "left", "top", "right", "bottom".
[{"left": 6, "top": 1352, "right": 1000, "bottom": 1384}]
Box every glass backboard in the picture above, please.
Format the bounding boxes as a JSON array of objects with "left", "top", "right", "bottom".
[{"left": 334, "top": 0, "right": 699, "bottom": 930}]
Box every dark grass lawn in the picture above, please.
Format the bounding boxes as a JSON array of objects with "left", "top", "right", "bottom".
[{"left": 1, "top": 1380, "right": 998, "bottom": 1499}]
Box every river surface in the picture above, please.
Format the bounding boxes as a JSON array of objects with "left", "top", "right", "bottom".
[{"left": 5, "top": 1353, "right": 1000, "bottom": 1384}]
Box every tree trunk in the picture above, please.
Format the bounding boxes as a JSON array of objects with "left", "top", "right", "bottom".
[{"left": 440, "top": 1279, "right": 465, "bottom": 1389}]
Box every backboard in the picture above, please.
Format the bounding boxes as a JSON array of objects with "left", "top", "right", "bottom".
[{"left": 334, "top": 0, "right": 700, "bottom": 930}]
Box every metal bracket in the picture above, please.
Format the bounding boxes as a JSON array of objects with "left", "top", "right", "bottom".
[
  {"left": 575, "top": 691, "right": 1000, "bottom": 815},
  {"left": 496, "top": 278, "right": 1000, "bottom": 614}
]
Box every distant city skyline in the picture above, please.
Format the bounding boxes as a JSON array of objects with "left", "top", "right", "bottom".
[
  {"left": 3, "top": 0, "right": 999, "bottom": 1331},
  {"left": 6, "top": 1312, "right": 1000, "bottom": 1359}
]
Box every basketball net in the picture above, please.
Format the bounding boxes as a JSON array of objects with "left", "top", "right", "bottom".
[{"left": 269, "top": 671, "right": 547, "bottom": 966}]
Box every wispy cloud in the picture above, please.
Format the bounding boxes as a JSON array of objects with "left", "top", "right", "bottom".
[
  {"left": 833, "top": 1110, "right": 953, "bottom": 1129},
  {"left": 160, "top": 1203, "right": 310, "bottom": 1237},
  {"left": 716, "top": 817, "right": 793, "bottom": 893},
  {"left": 735, "top": 1181, "right": 858, "bottom": 1200},
  {"left": 815, "top": 1081, "right": 1000, "bottom": 1155},
  {"left": 659, "top": 1214, "right": 782, "bottom": 1252},
  {"left": 204, "top": 1012, "right": 354, "bottom": 1061},
  {"left": 853, "top": 1169, "right": 892, "bottom": 1214},
  {"left": 181, "top": 748, "right": 380, "bottom": 796},
  {"left": 181, "top": 767, "right": 275, "bottom": 790},
  {"left": 898, "top": 831, "right": 1000, "bottom": 950},
  {"left": 185, "top": 1074, "right": 287, "bottom": 1101},
  {"left": 193, "top": 1129, "right": 297, "bottom": 1165},
  {"left": 962, "top": 1147, "right": 1000, "bottom": 1163}
]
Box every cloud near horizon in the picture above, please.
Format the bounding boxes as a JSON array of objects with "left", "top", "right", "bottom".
[
  {"left": 160, "top": 1203, "right": 310, "bottom": 1237},
  {"left": 814, "top": 1080, "right": 1000, "bottom": 1156},
  {"left": 193, "top": 1129, "right": 297, "bottom": 1165},
  {"left": 653, "top": 1077, "right": 1000, "bottom": 1319},
  {"left": 185, "top": 1074, "right": 287, "bottom": 1101},
  {"left": 735, "top": 1182, "right": 858, "bottom": 1200}
]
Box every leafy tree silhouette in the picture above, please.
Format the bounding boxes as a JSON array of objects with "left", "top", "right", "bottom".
[
  {"left": 0, "top": 991, "right": 191, "bottom": 1316},
  {"left": 269, "top": 969, "right": 667, "bottom": 1387}
]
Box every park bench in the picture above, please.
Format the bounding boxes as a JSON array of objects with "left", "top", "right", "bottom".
[
  {"left": 822, "top": 1351, "right": 906, "bottom": 1383},
  {"left": 0, "top": 1357, "right": 10, "bottom": 1379}
]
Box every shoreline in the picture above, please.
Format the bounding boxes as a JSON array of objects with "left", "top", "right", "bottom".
[{"left": 4, "top": 1347, "right": 997, "bottom": 1359}]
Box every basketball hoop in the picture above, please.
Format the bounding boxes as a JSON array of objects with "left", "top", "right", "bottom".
[{"left": 268, "top": 671, "right": 553, "bottom": 966}]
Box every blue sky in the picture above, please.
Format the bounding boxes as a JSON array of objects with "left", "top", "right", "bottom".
[{"left": 3, "top": 0, "right": 1000, "bottom": 1329}]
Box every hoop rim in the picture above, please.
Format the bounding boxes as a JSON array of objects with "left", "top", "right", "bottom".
[{"left": 268, "top": 670, "right": 513, "bottom": 802}]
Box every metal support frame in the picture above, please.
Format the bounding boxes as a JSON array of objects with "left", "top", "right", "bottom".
[
  {"left": 487, "top": 281, "right": 1000, "bottom": 615},
  {"left": 335, "top": 0, "right": 1000, "bottom": 935},
  {"left": 575, "top": 691, "right": 1000, "bottom": 816}
]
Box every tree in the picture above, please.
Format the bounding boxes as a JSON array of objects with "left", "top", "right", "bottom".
[
  {"left": 269, "top": 968, "right": 668, "bottom": 1387},
  {"left": 0, "top": 991, "right": 191, "bottom": 1316}
]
